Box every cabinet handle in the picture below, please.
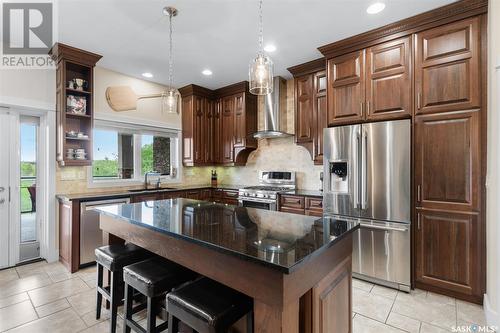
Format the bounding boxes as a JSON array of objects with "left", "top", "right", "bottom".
[
  {"left": 417, "top": 214, "right": 421, "bottom": 230},
  {"left": 417, "top": 93, "right": 422, "bottom": 110},
  {"left": 366, "top": 101, "right": 370, "bottom": 115},
  {"left": 417, "top": 185, "right": 421, "bottom": 202},
  {"left": 360, "top": 101, "right": 364, "bottom": 114}
]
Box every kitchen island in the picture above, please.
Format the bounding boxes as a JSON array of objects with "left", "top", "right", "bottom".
[{"left": 96, "top": 198, "right": 359, "bottom": 333}]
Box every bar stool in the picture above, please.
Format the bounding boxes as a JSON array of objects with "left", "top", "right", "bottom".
[
  {"left": 166, "top": 277, "right": 253, "bottom": 333},
  {"left": 123, "top": 257, "right": 198, "bottom": 333},
  {"left": 95, "top": 244, "right": 151, "bottom": 333}
]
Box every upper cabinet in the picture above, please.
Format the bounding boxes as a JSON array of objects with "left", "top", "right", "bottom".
[
  {"left": 327, "top": 50, "right": 365, "bottom": 125},
  {"left": 326, "top": 37, "right": 412, "bottom": 126},
  {"left": 415, "top": 17, "right": 480, "bottom": 115},
  {"left": 288, "top": 58, "right": 327, "bottom": 165},
  {"left": 179, "top": 82, "right": 257, "bottom": 167},
  {"left": 49, "top": 43, "right": 102, "bottom": 167},
  {"left": 366, "top": 37, "right": 412, "bottom": 121}
]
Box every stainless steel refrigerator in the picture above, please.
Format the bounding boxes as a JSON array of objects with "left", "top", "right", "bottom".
[{"left": 323, "top": 119, "right": 411, "bottom": 291}]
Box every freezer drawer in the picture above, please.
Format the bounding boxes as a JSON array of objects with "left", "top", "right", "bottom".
[
  {"left": 80, "top": 198, "right": 130, "bottom": 266},
  {"left": 352, "top": 220, "right": 410, "bottom": 289}
]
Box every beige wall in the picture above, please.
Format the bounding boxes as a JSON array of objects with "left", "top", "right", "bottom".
[
  {"left": 486, "top": 0, "right": 500, "bottom": 326},
  {"left": 0, "top": 69, "right": 55, "bottom": 109},
  {"left": 58, "top": 75, "right": 323, "bottom": 194},
  {"left": 56, "top": 67, "right": 182, "bottom": 194}
]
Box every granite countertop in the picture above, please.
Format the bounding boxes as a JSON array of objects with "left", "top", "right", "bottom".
[
  {"left": 56, "top": 184, "right": 244, "bottom": 201},
  {"left": 57, "top": 184, "right": 324, "bottom": 201},
  {"left": 95, "top": 198, "right": 358, "bottom": 273}
]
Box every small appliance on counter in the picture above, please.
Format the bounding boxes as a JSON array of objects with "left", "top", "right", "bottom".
[{"left": 211, "top": 170, "right": 217, "bottom": 187}]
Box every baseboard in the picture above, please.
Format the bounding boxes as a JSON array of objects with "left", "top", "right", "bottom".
[{"left": 484, "top": 294, "right": 499, "bottom": 327}]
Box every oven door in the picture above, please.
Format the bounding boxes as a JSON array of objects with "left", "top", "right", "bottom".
[{"left": 238, "top": 198, "right": 277, "bottom": 211}]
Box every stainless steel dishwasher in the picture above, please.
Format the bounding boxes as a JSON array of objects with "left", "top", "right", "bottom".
[{"left": 80, "top": 198, "right": 130, "bottom": 266}]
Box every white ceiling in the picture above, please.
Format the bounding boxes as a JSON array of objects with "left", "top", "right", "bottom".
[{"left": 58, "top": 0, "right": 456, "bottom": 89}]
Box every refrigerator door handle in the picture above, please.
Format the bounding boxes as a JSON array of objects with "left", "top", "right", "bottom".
[
  {"left": 354, "top": 128, "right": 360, "bottom": 209},
  {"left": 361, "top": 128, "right": 368, "bottom": 210}
]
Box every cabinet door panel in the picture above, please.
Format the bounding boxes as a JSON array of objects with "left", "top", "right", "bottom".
[
  {"left": 366, "top": 37, "right": 411, "bottom": 120},
  {"left": 181, "top": 96, "right": 194, "bottom": 166},
  {"left": 214, "top": 99, "right": 223, "bottom": 163},
  {"left": 296, "top": 74, "right": 314, "bottom": 143},
  {"left": 415, "top": 110, "right": 480, "bottom": 211},
  {"left": 327, "top": 50, "right": 365, "bottom": 125},
  {"left": 313, "top": 72, "right": 327, "bottom": 164},
  {"left": 415, "top": 17, "right": 479, "bottom": 115},
  {"left": 194, "top": 96, "right": 205, "bottom": 164},
  {"left": 233, "top": 93, "right": 246, "bottom": 147},
  {"left": 222, "top": 96, "right": 234, "bottom": 164},
  {"left": 415, "top": 209, "right": 480, "bottom": 297},
  {"left": 206, "top": 99, "right": 215, "bottom": 164}
]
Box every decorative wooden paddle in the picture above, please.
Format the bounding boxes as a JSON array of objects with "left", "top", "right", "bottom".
[{"left": 105, "top": 86, "right": 163, "bottom": 112}]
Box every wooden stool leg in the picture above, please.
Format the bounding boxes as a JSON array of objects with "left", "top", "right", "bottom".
[
  {"left": 123, "top": 283, "right": 133, "bottom": 333},
  {"left": 168, "top": 313, "right": 179, "bottom": 333},
  {"left": 106, "top": 270, "right": 111, "bottom": 309},
  {"left": 146, "top": 297, "right": 156, "bottom": 333},
  {"left": 96, "top": 264, "right": 103, "bottom": 320},
  {"left": 110, "top": 272, "right": 120, "bottom": 333}
]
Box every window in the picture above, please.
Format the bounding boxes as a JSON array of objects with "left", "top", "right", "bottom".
[{"left": 91, "top": 121, "right": 179, "bottom": 184}]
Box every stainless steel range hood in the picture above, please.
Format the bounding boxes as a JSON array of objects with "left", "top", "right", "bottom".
[{"left": 253, "top": 77, "right": 293, "bottom": 139}]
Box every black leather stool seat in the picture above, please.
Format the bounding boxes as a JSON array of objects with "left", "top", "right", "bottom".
[
  {"left": 123, "top": 257, "right": 198, "bottom": 298},
  {"left": 95, "top": 243, "right": 149, "bottom": 271},
  {"left": 167, "top": 278, "right": 253, "bottom": 332}
]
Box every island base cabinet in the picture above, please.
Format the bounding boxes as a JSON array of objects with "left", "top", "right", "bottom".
[{"left": 311, "top": 257, "right": 352, "bottom": 333}]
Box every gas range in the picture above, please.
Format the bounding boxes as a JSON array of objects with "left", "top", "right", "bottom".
[{"left": 238, "top": 171, "right": 296, "bottom": 210}]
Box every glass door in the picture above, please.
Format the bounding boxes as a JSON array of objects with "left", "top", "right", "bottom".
[
  {"left": 19, "top": 117, "right": 40, "bottom": 262},
  {"left": 0, "top": 111, "right": 11, "bottom": 269}
]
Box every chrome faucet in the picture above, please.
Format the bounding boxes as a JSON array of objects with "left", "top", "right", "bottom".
[{"left": 145, "top": 171, "right": 161, "bottom": 189}]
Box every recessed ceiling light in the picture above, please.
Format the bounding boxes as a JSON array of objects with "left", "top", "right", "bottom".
[
  {"left": 141, "top": 72, "right": 153, "bottom": 78},
  {"left": 202, "top": 69, "right": 213, "bottom": 76},
  {"left": 264, "top": 44, "right": 277, "bottom": 53},
  {"left": 367, "top": 2, "right": 385, "bottom": 14}
]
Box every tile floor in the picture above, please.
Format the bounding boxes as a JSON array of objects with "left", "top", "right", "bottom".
[{"left": 0, "top": 260, "right": 488, "bottom": 333}]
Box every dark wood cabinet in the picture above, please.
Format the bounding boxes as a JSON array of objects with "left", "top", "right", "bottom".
[
  {"left": 49, "top": 43, "right": 101, "bottom": 167},
  {"left": 415, "top": 110, "right": 480, "bottom": 212},
  {"left": 295, "top": 75, "right": 314, "bottom": 143},
  {"left": 278, "top": 194, "right": 323, "bottom": 216},
  {"left": 180, "top": 82, "right": 257, "bottom": 167},
  {"left": 221, "top": 95, "right": 235, "bottom": 164},
  {"left": 366, "top": 36, "right": 412, "bottom": 121},
  {"left": 313, "top": 71, "right": 327, "bottom": 164},
  {"left": 415, "top": 17, "right": 480, "bottom": 115},
  {"left": 327, "top": 50, "right": 365, "bottom": 125},
  {"left": 288, "top": 58, "right": 327, "bottom": 165},
  {"left": 415, "top": 208, "right": 481, "bottom": 301}
]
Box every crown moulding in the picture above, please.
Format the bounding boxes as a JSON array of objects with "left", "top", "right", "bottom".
[
  {"left": 318, "top": 0, "right": 488, "bottom": 58},
  {"left": 49, "top": 43, "right": 102, "bottom": 66},
  {"left": 287, "top": 58, "right": 326, "bottom": 77},
  {"left": 179, "top": 81, "right": 249, "bottom": 99}
]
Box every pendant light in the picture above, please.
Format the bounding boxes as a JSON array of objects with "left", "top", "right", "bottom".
[
  {"left": 249, "top": 0, "right": 273, "bottom": 95},
  {"left": 162, "top": 6, "right": 178, "bottom": 114}
]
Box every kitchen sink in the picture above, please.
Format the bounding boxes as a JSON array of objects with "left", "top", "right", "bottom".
[{"left": 128, "top": 188, "right": 176, "bottom": 193}]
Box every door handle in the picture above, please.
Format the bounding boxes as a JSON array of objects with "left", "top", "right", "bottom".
[
  {"left": 361, "top": 129, "right": 368, "bottom": 210},
  {"left": 354, "top": 131, "right": 360, "bottom": 209},
  {"left": 360, "top": 222, "right": 408, "bottom": 232}
]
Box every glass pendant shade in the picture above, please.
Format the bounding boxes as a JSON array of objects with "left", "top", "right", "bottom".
[
  {"left": 249, "top": 53, "right": 273, "bottom": 95},
  {"left": 162, "top": 89, "right": 178, "bottom": 114}
]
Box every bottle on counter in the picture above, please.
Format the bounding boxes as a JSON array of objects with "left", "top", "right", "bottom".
[{"left": 211, "top": 170, "right": 217, "bottom": 187}]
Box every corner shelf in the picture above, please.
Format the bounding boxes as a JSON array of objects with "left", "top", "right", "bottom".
[{"left": 49, "top": 43, "right": 102, "bottom": 167}]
